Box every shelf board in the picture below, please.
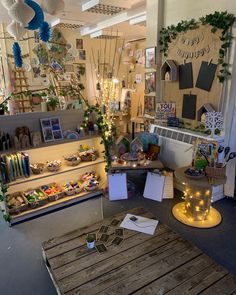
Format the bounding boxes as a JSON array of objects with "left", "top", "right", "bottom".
[
  {"left": 0, "top": 135, "right": 100, "bottom": 156},
  {"left": 9, "top": 190, "right": 103, "bottom": 225},
  {"left": 8, "top": 158, "right": 105, "bottom": 187},
  {"left": 111, "top": 159, "right": 164, "bottom": 171}
]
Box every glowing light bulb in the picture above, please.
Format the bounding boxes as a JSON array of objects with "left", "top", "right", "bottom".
[
  {"left": 113, "top": 78, "right": 119, "bottom": 84},
  {"left": 195, "top": 206, "right": 200, "bottom": 212},
  {"left": 195, "top": 192, "right": 200, "bottom": 197},
  {"left": 199, "top": 200, "right": 204, "bottom": 205}
]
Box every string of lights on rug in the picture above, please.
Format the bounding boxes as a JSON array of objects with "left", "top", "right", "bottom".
[{"left": 1, "top": 0, "right": 65, "bottom": 67}]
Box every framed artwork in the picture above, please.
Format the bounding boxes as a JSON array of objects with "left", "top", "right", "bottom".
[
  {"left": 145, "top": 72, "right": 156, "bottom": 93},
  {"left": 64, "top": 64, "right": 74, "bottom": 72},
  {"left": 145, "top": 47, "right": 156, "bottom": 68},
  {"left": 156, "top": 102, "right": 176, "bottom": 121},
  {"left": 79, "top": 50, "right": 86, "bottom": 60},
  {"left": 40, "top": 117, "right": 63, "bottom": 142},
  {"left": 144, "top": 96, "right": 156, "bottom": 116},
  {"left": 76, "top": 39, "right": 83, "bottom": 49}
]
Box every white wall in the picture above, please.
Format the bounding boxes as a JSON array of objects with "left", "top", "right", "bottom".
[{"left": 164, "top": 0, "right": 236, "bottom": 26}]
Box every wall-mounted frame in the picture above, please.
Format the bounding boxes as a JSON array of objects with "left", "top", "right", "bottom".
[
  {"left": 145, "top": 47, "right": 156, "bottom": 68},
  {"left": 40, "top": 117, "right": 63, "bottom": 142},
  {"left": 144, "top": 95, "right": 156, "bottom": 117},
  {"left": 145, "top": 72, "right": 156, "bottom": 93}
]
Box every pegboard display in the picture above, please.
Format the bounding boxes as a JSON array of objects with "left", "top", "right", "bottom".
[{"left": 162, "top": 25, "right": 223, "bottom": 124}]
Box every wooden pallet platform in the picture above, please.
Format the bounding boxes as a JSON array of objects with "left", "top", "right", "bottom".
[{"left": 42, "top": 207, "right": 236, "bottom": 295}]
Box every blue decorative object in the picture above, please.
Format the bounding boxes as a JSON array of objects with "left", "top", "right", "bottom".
[
  {"left": 39, "top": 21, "right": 51, "bottom": 42},
  {"left": 13, "top": 42, "right": 23, "bottom": 68},
  {"left": 25, "top": 0, "right": 44, "bottom": 30},
  {"left": 138, "top": 132, "right": 159, "bottom": 152}
]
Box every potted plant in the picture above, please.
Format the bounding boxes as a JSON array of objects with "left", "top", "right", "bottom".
[
  {"left": 47, "top": 95, "right": 59, "bottom": 111},
  {"left": 86, "top": 235, "right": 95, "bottom": 249},
  {"left": 0, "top": 101, "right": 8, "bottom": 115}
]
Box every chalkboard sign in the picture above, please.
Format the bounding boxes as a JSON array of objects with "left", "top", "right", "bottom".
[
  {"left": 167, "top": 117, "right": 179, "bottom": 127},
  {"left": 182, "top": 94, "right": 197, "bottom": 120},
  {"left": 196, "top": 61, "right": 217, "bottom": 92},
  {"left": 179, "top": 62, "right": 193, "bottom": 89}
]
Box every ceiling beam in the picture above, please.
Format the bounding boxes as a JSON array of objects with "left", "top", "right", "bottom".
[
  {"left": 129, "top": 14, "right": 146, "bottom": 25},
  {"left": 80, "top": 4, "right": 146, "bottom": 36}
]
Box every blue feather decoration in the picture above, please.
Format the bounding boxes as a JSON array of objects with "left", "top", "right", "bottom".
[
  {"left": 13, "top": 42, "right": 23, "bottom": 68},
  {"left": 25, "top": 0, "right": 44, "bottom": 30},
  {"left": 39, "top": 21, "right": 51, "bottom": 42}
]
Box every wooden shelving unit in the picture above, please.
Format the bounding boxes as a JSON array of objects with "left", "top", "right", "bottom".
[
  {"left": 10, "top": 189, "right": 104, "bottom": 225},
  {"left": 1, "top": 136, "right": 106, "bottom": 225}
]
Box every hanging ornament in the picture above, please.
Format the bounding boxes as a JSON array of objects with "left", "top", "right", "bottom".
[
  {"left": 25, "top": 0, "right": 44, "bottom": 30},
  {"left": 41, "top": 0, "right": 64, "bottom": 15},
  {"left": 8, "top": 0, "right": 35, "bottom": 26},
  {"left": 1, "top": 0, "right": 14, "bottom": 10},
  {"left": 39, "top": 21, "right": 51, "bottom": 42},
  {"left": 7, "top": 20, "right": 27, "bottom": 41},
  {"left": 13, "top": 42, "right": 23, "bottom": 68}
]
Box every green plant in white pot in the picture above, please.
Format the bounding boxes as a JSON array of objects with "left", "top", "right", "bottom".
[{"left": 86, "top": 235, "right": 95, "bottom": 249}]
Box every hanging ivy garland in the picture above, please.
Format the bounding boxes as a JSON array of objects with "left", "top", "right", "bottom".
[
  {"left": 159, "top": 11, "right": 236, "bottom": 83},
  {"left": 81, "top": 105, "right": 116, "bottom": 172}
]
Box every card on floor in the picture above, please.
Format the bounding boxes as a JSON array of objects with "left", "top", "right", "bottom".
[
  {"left": 99, "top": 234, "right": 109, "bottom": 242},
  {"left": 95, "top": 243, "right": 107, "bottom": 254},
  {"left": 87, "top": 233, "right": 96, "bottom": 241},
  {"left": 115, "top": 228, "right": 124, "bottom": 237},
  {"left": 110, "top": 219, "right": 120, "bottom": 226},
  {"left": 112, "top": 236, "right": 123, "bottom": 246},
  {"left": 99, "top": 225, "right": 109, "bottom": 233}
]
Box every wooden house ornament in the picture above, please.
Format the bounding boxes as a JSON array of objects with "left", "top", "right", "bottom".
[
  {"left": 161, "top": 60, "right": 178, "bottom": 81},
  {"left": 197, "top": 103, "right": 215, "bottom": 122}
]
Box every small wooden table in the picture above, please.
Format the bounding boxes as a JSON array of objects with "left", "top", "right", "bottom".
[{"left": 42, "top": 207, "right": 236, "bottom": 295}]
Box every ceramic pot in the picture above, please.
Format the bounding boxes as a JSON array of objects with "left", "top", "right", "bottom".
[{"left": 87, "top": 240, "right": 95, "bottom": 249}]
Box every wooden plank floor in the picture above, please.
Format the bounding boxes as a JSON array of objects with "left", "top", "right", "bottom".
[{"left": 42, "top": 207, "right": 236, "bottom": 295}]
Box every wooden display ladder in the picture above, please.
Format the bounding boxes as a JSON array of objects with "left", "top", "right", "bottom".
[{"left": 13, "top": 68, "right": 32, "bottom": 113}]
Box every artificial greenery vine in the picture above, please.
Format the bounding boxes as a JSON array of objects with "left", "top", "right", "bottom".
[
  {"left": 81, "top": 105, "right": 116, "bottom": 172},
  {"left": 159, "top": 11, "right": 236, "bottom": 83}
]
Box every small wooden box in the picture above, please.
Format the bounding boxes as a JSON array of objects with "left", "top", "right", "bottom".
[{"left": 205, "top": 166, "right": 226, "bottom": 179}]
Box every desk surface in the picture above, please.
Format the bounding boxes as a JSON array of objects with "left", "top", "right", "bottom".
[
  {"left": 42, "top": 207, "right": 236, "bottom": 295},
  {"left": 175, "top": 166, "right": 227, "bottom": 188},
  {"left": 111, "top": 159, "right": 164, "bottom": 171}
]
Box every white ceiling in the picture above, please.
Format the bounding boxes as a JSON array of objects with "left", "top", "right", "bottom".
[{"left": 0, "top": 0, "right": 146, "bottom": 40}]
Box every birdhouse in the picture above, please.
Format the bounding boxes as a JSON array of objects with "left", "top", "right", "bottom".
[
  {"left": 197, "top": 103, "right": 215, "bottom": 122},
  {"left": 161, "top": 60, "right": 178, "bottom": 81}
]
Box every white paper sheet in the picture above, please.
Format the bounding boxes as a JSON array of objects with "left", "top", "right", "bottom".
[
  {"left": 143, "top": 172, "right": 165, "bottom": 202},
  {"left": 162, "top": 172, "right": 174, "bottom": 199},
  {"left": 120, "top": 214, "right": 159, "bottom": 235},
  {"left": 108, "top": 173, "right": 128, "bottom": 201}
]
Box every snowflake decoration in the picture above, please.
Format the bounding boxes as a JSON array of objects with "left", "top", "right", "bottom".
[{"left": 205, "top": 112, "right": 223, "bottom": 136}]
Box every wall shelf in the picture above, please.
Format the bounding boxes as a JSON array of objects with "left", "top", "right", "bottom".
[
  {"left": 8, "top": 158, "right": 105, "bottom": 187},
  {"left": 9, "top": 190, "right": 104, "bottom": 225}
]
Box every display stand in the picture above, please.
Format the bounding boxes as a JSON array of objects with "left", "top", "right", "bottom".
[
  {"left": 173, "top": 167, "right": 226, "bottom": 228},
  {"left": 1, "top": 136, "right": 106, "bottom": 225}
]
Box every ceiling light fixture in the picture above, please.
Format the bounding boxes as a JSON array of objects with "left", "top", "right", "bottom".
[
  {"left": 129, "top": 14, "right": 146, "bottom": 25},
  {"left": 82, "top": 0, "right": 99, "bottom": 11}
]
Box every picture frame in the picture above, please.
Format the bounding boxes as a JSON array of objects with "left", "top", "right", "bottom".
[
  {"left": 79, "top": 50, "right": 86, "bottom": 60},
  {"left": 145, "top": 47, "right": 156, "bottom": 68},
  {"left": 40, "top": 117, "right": 63, "bottom": 142},
  {"left": 145, "top": 72, "right": 156, "bottom": 93},
  {"left": 144, "top": 95, "right": 156, "bottom": 117},
  {"left": 76, "top": 39, "right": 83, "bottom": 49}
]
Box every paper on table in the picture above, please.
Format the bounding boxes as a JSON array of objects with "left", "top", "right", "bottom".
[
  {"left": 108, "top": 173, "right": 128, "bottom": 200},
  {"left": 162, "top": 172, "right": 174, "bottom": 199},
  {"left": 120, "top": 214, "right": 159, "bottom": 235}
]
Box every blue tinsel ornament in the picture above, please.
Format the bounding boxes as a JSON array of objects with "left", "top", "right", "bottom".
[
  {"left": 25, "top": 0, "right": 44, "bottom": 30},
  {"left": 13, "top": 42, "right": 23, "bottom": 68},
  {"left": 39, "top": 21, "right": 51, "bottom": 42}
]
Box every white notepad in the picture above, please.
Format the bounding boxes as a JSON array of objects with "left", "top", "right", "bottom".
[
  {"left": 143, "top": 172, "right": 165, "bottom": 202},
  {"left": 108, "top": 173, "right": 128, "bottom": 200},
  {"left": 120, "top": 214, "right": 159, "bottom": 235}
]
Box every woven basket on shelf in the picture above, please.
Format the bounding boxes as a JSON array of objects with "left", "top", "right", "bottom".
[{"left": 205, "top": 166, "right": 226, "bottom": 179}]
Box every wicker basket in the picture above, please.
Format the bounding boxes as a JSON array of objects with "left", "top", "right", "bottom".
[
  {"left": 64, "top": 157, "right": 81, "bottom": 166},
  {"left": 80, "top": 153, "right": 97, "bottom": 162},
  {"left": 7, "top": 192, "right": 28, "bottom": 215},
  {"left": 30, "top": 163, "right": 45, "bottom": 175},
  {"left": 25, "top": 188, "right": 48, "bottom": 209},
  {"left": 41, "top": 183, "right": 65, "bottom": 202},
  {"left": 205, "top": 166, "right": 226, "bottom": 179}
]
